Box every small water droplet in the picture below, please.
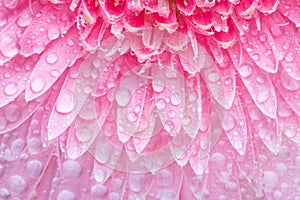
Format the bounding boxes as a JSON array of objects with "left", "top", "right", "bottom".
[
  {"left": 4, "top": 82, "right": 18, "bottom": 95},
  {"left": 224, "top": 78, "right": 233, "bottom": 86},
  {"left": 239, "top": 64, "right": 253, "bottom": 78},
  {"left": 8, "top": 175, "right": 27, "bottom": 194},
  {"left": 0, "top": 188, "right": 9, "bottom": 198},
  {"left": 211, "top": 153, "right": 225, "bottom": 167},
  {"left": 252, "top": 53, "right": 260, "bottom": 61},
  {"left": 27, "top": 138, "right": 42, "bottom": 154},
  {"left": 263, "top": 171, "right": 278, "bottom": 192},
  {"left": 164, "top": 120, "right": 175, "bottom": 135},
  {"left": 50, "top": 70, "right": 60, "bottom": 77},
  {"left": 127, "top": 112, "right": 138, "bottom": 122},
  {"left": 47, "top": 27, "right": 60, "bottom": 40},
  {"left": 115, "top": 88, "right": 131, "bottom": 107},
  {"left": 285, "top": 51, "right": 295, "bottom": 62},
  {"left": 55, "top": 92, "right": 76, "bottom": 113},
  {"left": 31, "top": 76, "right": 45, "bottom": 93},
  {"left": 170, "top": 93, "right": 182, "bottom": 105},
  {"left": 46, "top": 52, "right": 58, "bottom": 64}
]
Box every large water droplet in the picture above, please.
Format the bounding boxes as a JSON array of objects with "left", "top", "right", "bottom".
[
  {"left": 222, "top": 114, "right": 235, "bottom": 131},
  {"left": 57, "top": 190, "right": 75, "bottom": 200},
  {"left": 47, "top": 27, "right": 60, "bottom": 40},
  {"left": 239, "top": 64, "right": 253, "bottom": 78},
  {"left": 17, "top": 11, "right": 33, "bottom": 27},
  {"left": 208, "top": 71, "right": 220, "bottom": 83},
  {"left": 257, "top": 89, "right": 270, "bottom": 103},
  {"left": 0, "top": 188, "right": 9, "bottom": 198},
  {"left": 8, "top": 175, "right": 27, "bottom": 194},
  {"left": 90, "top": 184, "right": 108, "bottom": 198},
  {"left": 115, "top": 88, "right": 131, "bottom": 107},
  {"left": 31, "top": 76, "right": 45, "bottom": 93},
  {"left": 76, "top": 126, "right": 93, "bottom": 142},
  {"left": 170, "top": 93, "right": 182, "bottom": 105},
  {"left": 62, "top": 160, "right": 82, "bottom": 179},
  {"left": 155, "top": 98, "right": 166, "bottom": 110},
  {"left": 128, "top": 173, "right": 145, "bottom": 192},
  {"left": 11, "top": 139, "right": 25, "bottom": 154},
  {"left": 0, "top": 34, "right": 19, "bottom": 57},
  {"left": 46, "top": 52, "right": 58, "bottom": 64},
  {"left": 0, "top": 12, "right": 8, "bottom": 27},
  {"left": 27, "top": 160, "right": 43, "bottom": 178},
  {"left": 5, "top": 104, "right": 21, "bottom": 122},
  {"left": 27, "top": 138, "right": 42, "bottom": 154},
  {"left": 280, "top": 70, "right": 300, "bottom": 91},
  {"left": 152, "top": 77, "right": 165, "bottom": 92},
  {"left": 156, "top": 169, "right": 173, "bottom": 186},
  {"left": 56, "top": 92, "right": 76, "bottom": 114},
  {"left": 263, "top": 171, "right": 278, "bottom": 192},
  {"left": 4, "top": 82, "right": 18, "bottom": 95}
]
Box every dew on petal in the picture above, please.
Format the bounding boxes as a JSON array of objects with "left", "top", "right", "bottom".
[
  {"left": 46, "top": 52, "right": 58, "bottom": 64},
  {"left": 47, "top": 27, "right": 60, "bottom": 40},
  {"left": 26, "top": 160, "right": 43, "bottom": 178},
  {"left": 5, "top": 104, "right": 21, "bottom": 122},
  {"left": 115, "top": 88, "right": 131, "bottom": 107},
  {"left": 17, "top": 11, "right": 33, "bottom": 27},
  {"left": 8, "top": 175, "right": 27, "bottom": 194},
  {"left": 4, "top": 82, "right": 18, "bottom": 96},
  {"left": 238, "top": 64, "right": 253, "bottom": 78},
  {"left": 31, "top": 76, "right": 45, "bottom": 93},
  {"left": 76, "top": 126, "right": 93, "bottom": 142},
  {"left": 57, "top": 190, "right": 75, "bottom": 200},
  {"left": 62, "top": 160, "right": 82, "bottom": 179},
  {"left": 156, "top": 169, "right": 173, "bottom": 187},
  {"left": 90, "top": 184, "right": 108, "bottom": 197},
  {"left": 152, "top": 77, "right": 165, "bottom": 92}
]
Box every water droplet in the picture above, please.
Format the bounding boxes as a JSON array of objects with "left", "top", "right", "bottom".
[
  {"left": 27, "top": 160, "right": 43, "bottom": 178},
  {"left": 67, "top": 39, "right": 74, "bottom": 46},
  {"left": 27, "top": 138, "right": 42, "bottom": 154},
  {"left": 255, "top": 73, "right": 266, "bottom": 84},
  {"left": 156, "top": 169, "right": 173, "bottom": 186},
  {"left": 17, "top": 11, "right": 32, "bottom": 27},
  {"left": 280, "top": 70, "right": 300, "bottom": 91},
  {"left": 93, "top": 59, "right": 102, "bottom": 68},
  {"left": 295, "top": 156, "right": 300, "bottom": 168},
  {"left": 263, "top": 171, "right": 278, "bottom": 192},
  {"left": 5, "top": 104, "right": 21, "bottom": 122},
  {"left": 155, "top": 98, "right": 166, "bottom": 110},
  {"left": 0, "top": 13, "right": 8, "bottom": 27},
  {"left": 285, "top": 51, "right": 295, "bottom": 62},
  {"left": 128, "top": 173, "right": 145, "bottom": 192},
  {"left": 224, "top": 78, "right": 232, "bottom": 86},
  {"left": 259, "top": 33, "right": 267, "bottom": 42},
  {"left": 211, "top": 153, "right": 225, "bottom": 167},
  {"left": 8, "top": 175, "right": 27, "bottom": 194},
  {"left": 0, "top": 34, "right": 19, "bottom": 57},
  {"left": 47, "top": 27, "right": 60, "bottom": 40},
  {"left": 170, "top": 93, "right": 182, "bottom": 105},
  {"left": 252, "top": 53, "right": 260, "bottom": 61},
  {"left": 50, "top": 70, "right": 60, "bottom": 77},
  {"left": 46, "top": 52, "right": 58, "bottom": 64},
  {"left": 4, "top": 82, "right": 18, "bottom": 95},
  {"left": 57, "top": 190, "right": 75, "bottom": 200},
  {"left": 275, "top": 163, "right": 287, "bottom": 175},
  {"left": 239, "top": 64, "right": 253, "bottom": 78},
  {"left": 0, "top": 117, "right": 7, "bottom": 130},
  {"left": 164, "top": 120, "right": 175, "bottom": 135},
  {"left": 79, "top": 100, "right": 98, "bottom": 120},
  {"left": 0, "top": 188, "right": 9, "bottom": 198},
  {"left": 33, "top": 41, "right": 45, "bottom": 54},
  {"left": 115, "top": 88, "right": 131, "bottom": 107},
  {"left": 257, "top": 89, "right": 270, "bottom": 103},
  {"left": 90, "top": 184, "right": 108, "bottom": 198},
  {"left": 108, "top": 192, "right": 120, "bottom": 200},
  {"left": 127, "top": 112, "right": 138, "bottom": 122},
  {"left": 55, "top": 92, "right": 77, "bottom": 114},
  {"left": 76, "top": 126, "right": 93, "bottom": 142},
  {"left": 62, "top": 160, "right": 82, "bottom": 179},
  {"left": 222, "top": 114, "right": 235, "bottom": 131},
  {"left": 152, "top": 78, "right": 165, "bottom": 92},
  {"left": 208, "top": 71, "right": 220, "bottom": 83},
  {"left": 270, "top": 26, "right": 282, "bottom": 37},
  {"left": 31, "top": 76, "right": 45, "bottom": 93},
  {"left": 11, "top": 139, "right": 25, "bottom": 154}
]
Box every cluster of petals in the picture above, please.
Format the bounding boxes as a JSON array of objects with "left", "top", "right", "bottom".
[{"left": 1, "top": 0, "right": 300, "bottom": 199}]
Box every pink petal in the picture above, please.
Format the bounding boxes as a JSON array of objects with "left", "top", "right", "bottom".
[
  {"left": 19, "top": 3, "right": 75, "bottom": 56},
  {"left": 228, "top": 43, "right": 277, "bottom": 118},
  {"left": 278, "top": 0, "right": 300, "bottom": 27},
  {"left": 25, "top": 26, "right": 82, "bottom": 102}
]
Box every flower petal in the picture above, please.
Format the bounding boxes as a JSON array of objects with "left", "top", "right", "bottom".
[
  {"left": 278, "top": 0, "right": 300, "bottom": 27},
  {"left": 25, "top": 26, "right": 82, "bottom": 102}
]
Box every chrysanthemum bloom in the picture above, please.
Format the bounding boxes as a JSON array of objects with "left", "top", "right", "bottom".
[{"left": 1, "top": 0, "right": 300, "bottom": 199}]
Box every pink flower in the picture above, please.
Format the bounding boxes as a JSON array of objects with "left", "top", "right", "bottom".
[{"left": 0, "top": 0, "right": 300, "bottom": 199}]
